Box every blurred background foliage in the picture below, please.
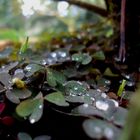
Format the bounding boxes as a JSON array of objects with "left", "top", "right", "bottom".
[{"left": 0, "top": 0, "right": 113, "bottom": 43}]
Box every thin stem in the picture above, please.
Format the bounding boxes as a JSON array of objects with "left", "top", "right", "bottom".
[{"left": 119, "top": 0, "right": 126, "bottom": 62}]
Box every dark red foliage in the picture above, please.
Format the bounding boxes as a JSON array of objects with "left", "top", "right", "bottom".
[
  {"left": 0, "top": 103, "right": 6, "bottom": 114},
  {"left": 0, "top": 116, "right": 14, "bottom": 126}
]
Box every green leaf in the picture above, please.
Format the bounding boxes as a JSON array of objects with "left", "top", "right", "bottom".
[
  {"left": 33, "top": 135, "right": 51, "bottom": 140},
  {"left": 103, "top": 68, "right": 119, "bottom": 77},
  {"left": 24, "top": 64, "right": 44, "bottom": 77},
  {"left": 53, "top": 70, "right": 66, "bottom": 84},
  {"left": 47, "top": 69, "right": 57, "bottom": 87},
  {"left": 83, "top": 119, "right": 121, "bottom": 140},
  {"left": 72, "top": 53, "right": 92, "bottom": 65},
  {"left": 82, "top": 53, "right": 92, "bottom": 65},
  {"left": 92, "top": 51, "right": 105, "bottom": 60},
  {"left": 20, "top": 37, "right": 29, "bottom": 54},
  {"left": 29, "top": 99, "right": 43, "bottom": 124},
  {"left": 44, "top": 92, "right": 69, "bottom": 106},
  {"left": 117, "top": 79, "right": 126, "bottom": 97},
  {"left": 72, "top": 53, "right": 83, "bottom": 63},
  {"left": 17, "top": 132, "right": 32, "bottom": 140},
  {"left": 47, "top": 68, "right": 66, "bottom": 87},
  {"left": 13, "top": 88, "right": 32, "bottom": 99},
  {"left": 64, "top": 81, "right": 88, "bottom": 96},
  {"left": 16, "top": 99, "right": 40, "bottom": 117}
]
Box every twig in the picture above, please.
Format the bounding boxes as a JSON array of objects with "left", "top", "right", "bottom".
[
  {"left": 119, "top": 0, "right": 126, "bottom": 62},
  {"left": 54, "top": 0, "right": 108, "bottom": 17}
]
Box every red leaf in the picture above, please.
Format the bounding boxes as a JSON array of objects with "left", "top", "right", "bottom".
[
  {"left": 1, "top": 116, "right": 14, "bottom": 126},
  {"left": 0, "top": 103, "right": 6, "bottom": 114}
]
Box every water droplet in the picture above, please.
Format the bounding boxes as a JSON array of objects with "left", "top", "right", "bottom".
[
  {"left": 104, "top": 127, "right": 114, "bottom": 139},
  {"left": 91, "top": 97, "right": 95, "bottom": 101},
  {"left": 101, "top": 93, "right": 107, "bottom": 98},
  {"left": 30, "top": 119, "right": 35, "bottom": 124},
  {"left": 41, "top": 59, "right": 47, "bottom": 65},
  {"left": 58, "top": 51, "right": 67, "bottom": 57},
  {"left": 51, "top": 52, "right": 57, "bottom": 58},
  {"left": 110, "top": 99, "right": 119, "bottom": 107},
  {"left": 105, "top": 80, "right": 111, "bottom": 85},
  {"left": 39, "top": 105, "right": 43, "bottom": 109},
  {"left": 14, "top": 69, "right": 23, "bottom": 74},
  {"left": 96, "top": 100, "right": 109, "bottom": 111},
  {"left": 74, "top": 87, "right": 78, "bottom": 90},
  {"left": 83, "top": 103, "right": 89, "bottom": 108},
  {"left": 94, "top": 126, "right": 102, "bottom": 134},
  {"left": 126, "top": 81, "right": 135, "bottom": 87},
  {"left": 25, "top": 65, "right": 31, "bottom": 71}
]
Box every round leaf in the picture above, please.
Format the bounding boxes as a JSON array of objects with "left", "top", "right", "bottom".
[
  {"left": 82, "top": 53, "right": 92, "bottom": 65},
  {"left": 83, "top": 119, "right": 121, "bottom": 140},
  {"left": 33, "top": 135, "right": 51, "bottom": 140},
  {"left": 16, "top": 99, "right": 40, "bottom": 117},
  {"left": 24, "top": 64, "right": 44, "bottom": 77},
  {"left": 92, "top": 51, "right": 105, "bottom": 60},
  {"left": 44, "top": 92, "right": 69, "bottom": 106},
  {"left": 6, "top": 90, "right": 20, "bottom": 104},
  {"left": 29, "top": 99, "right": 44, "bottom": 124},
  {"left": 64, "top": 81, "right": 88, "bottom": 96},
  {"left": 17, "top": 132, "right": 32, "bottom": 140}
]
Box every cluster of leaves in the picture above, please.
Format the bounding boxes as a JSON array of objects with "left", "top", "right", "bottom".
[{"left": 0, "top": 35, "right": 137, "bottom": 140}]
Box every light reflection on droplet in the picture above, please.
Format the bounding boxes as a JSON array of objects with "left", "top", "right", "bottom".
[
  {"left": 104, "top": 127, "right": 114, "bottom": 139},
  {"left": 97, "top": 89, "right": 102, "bottom": 92},
  {"left": 83, "top": 103, "right": 89, "bottom": 108},
  {"left": 105, "top": 80, "right": 111, "bottom": 85},
  {"left": 127, "top": 81, "right": 135, "bottom": 87},
  {"left": 58, "top": 51, "right": 67, "bottom": 58},
  {"left": 101, "top": 93, "right": 107, "bottom": 98},
  {"left": 41, "top": 59, "right": 47, "bottom": 65},
  {"left": 94, "top": 126, "right": 102, "bottom": 134},
  {"left": 74, "top": 87, "right": 78, "bottom": 90},
  {"left": 96, "top": 100, "right": 109, "bottom": 111},
  {"left": 110, "top": 99, "right": 119, "bottom": 107},
  {"left": 25, "top": 65, "right": 31, "bottom": 71},
  {"left": 14, "top": 69, "right": 23, "bottom": 74},
  {"left": 91, "top": 97, "right": 95, "bottom": 101},
  {"left": 30, "top": 119, "right": 35, "bottom": 124},
  {"left": 51, "top": 52, "right": 57, "bottom": 58},
  {"left": 39, "top": 105, "right": 43, "bottom": 109}
]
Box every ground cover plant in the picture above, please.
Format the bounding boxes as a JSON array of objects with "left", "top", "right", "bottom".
[{"left": 0, "top": 0, "right": 140, "bottom": 140}]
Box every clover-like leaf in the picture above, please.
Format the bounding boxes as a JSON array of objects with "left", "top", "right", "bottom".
[
  {"left": 104, "top": 68, "right": 119, "bottom": 77},
  {"left": 83, "top": 119, "right": 121, "bottom": 140},
  {"left": 72, "top": 53, "right": 83, "bottom": 63},
  {"left": 6, "top": 90, "right": 20, "bottom": 104},
  {"left": 47, "top": 68, "right": 66, "bottom": 87},
  {"left": 65, "top": 95, "right": 92, "bottom": 104},
  {"left": 92, "top": 51, "right": 105, "bottom": 60},
  {"left": 33, "top": 135, "right": 51, "bottom": 140},
  {"left": 64, "top": 81, "right": 88, "bottom": 96},
  {"left": 24, "top": 63, "right": 44, "bottom": 77},
  {"left": 111, "top": 107, "right": 128, "bottom": 127},
  {"left": 29, "top": 99, "right": 43, "bottom": 124},
  {"left": 72, "top": 53, "right": 92, "bottom": 65},
  {"left": 6, "top": 89, "right": 32, "bottom": 104},
  {"left": 44, "top": 92, "right": 69, "bottom": 106},
  {"left": 17, "top": 132, "right": 32, "bottom": 140},
  {"left": 82, "top": 53, "right": 92, "bottom": 65},
  {"left": 16, "top": 99, "right": 40, "bottom": 117},
  {"left": 0, "top": 72, "right": 11, "bottom": 88},
  {"left": 46, "top": 69, "right": 57, "bottom": 87}
]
